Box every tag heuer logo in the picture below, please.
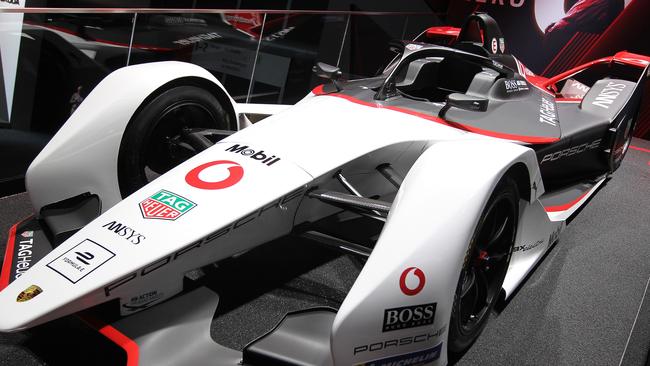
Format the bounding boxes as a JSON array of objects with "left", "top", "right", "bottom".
[{"left": 139, "top": 190, "right": 196, "bottom": 220}]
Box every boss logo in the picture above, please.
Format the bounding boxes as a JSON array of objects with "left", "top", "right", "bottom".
[
  {"left": 225, "top": 144, "right": 280, "bottom": 166},
  {"left": 383, "top": 302, "right": 436, "bottom": 332},
  {"left": 504, "top": 79, "right": 528, "bottom": 93}
]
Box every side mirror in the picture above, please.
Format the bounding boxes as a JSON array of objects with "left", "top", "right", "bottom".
[
  {"left": 312, "top": 62, "right": 342, "bottom": 92},
  {"left": 388, "top": 40, "right": 405, "bottom": 54},
  {"left": 439, "top": 93, "right": 488, "bottom": 117},
  {"left": 312, "top": 62, "right": 342, "bottom": 81}
]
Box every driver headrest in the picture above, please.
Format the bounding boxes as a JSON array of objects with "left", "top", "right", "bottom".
[{"left": 456, "top": 12, "right": 506, "bottom": 56}]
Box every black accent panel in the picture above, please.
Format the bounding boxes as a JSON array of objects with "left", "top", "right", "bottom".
[
  {"left": 40, "top": 193, "right": 101, "bottom": 246},
  {"left": 0, "top": 129, "right": 50, "bottom": 197},
  {"left": 466, "top": 69, "right": 500, "bottom": 97},
  {"left": 243, "top": 308, "right": 335, "bottom": 366},
  {"left": 308, "top": 190, "right": 391, "bottom": 215},
  {"left": 490, "top": 54, "right": 519, "bottom": 71},
  {"left": 299, "top": 230, "right": 372, "bottom": 257}
]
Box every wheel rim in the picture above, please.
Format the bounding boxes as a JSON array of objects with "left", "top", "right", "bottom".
[
  {"left": 611, "top": 116, "right": 635, "bottom": 169},
  {"left": 140, "top": 101, "right": 219, "bottom": 182},
  {"left": 458, "top": 193, "right": 516, "bottom": 335}
]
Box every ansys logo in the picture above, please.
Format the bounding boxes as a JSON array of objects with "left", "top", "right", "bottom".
[{"left": 139, "top": 190, "right": 196, "bottom": 220}]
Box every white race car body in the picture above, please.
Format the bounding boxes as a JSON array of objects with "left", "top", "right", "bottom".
[
  {"left": 1, "top": 17, "right": 647, "bottom": 365},
  {"left": 0, "top": 66, "right": 555, "bottom": 366}
]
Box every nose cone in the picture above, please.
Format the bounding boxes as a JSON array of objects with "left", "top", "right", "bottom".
[
  {"left": 0, "top": 283, "right": 40, "bottom": 332},
  {"left": 0, "top": 262, "right": 97, "bottom": 333}
]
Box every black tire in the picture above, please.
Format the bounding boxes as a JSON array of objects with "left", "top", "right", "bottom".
[
  {"left": 608, "top": 114, "right": 636, "bottom": 173},
  {"left": 448, "top": 176, "right": 519, "bottom": 354},
  {"left": 118, "top": 85, "right": 232, "bottom": 197}
]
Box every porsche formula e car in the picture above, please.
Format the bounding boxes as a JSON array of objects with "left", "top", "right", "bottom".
[{"left": 0, "top": 13, "right": 648, "bottom": 366}]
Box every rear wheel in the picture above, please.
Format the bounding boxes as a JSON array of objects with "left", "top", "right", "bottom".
[
  {"left": 448, "top": 176, "right": 518, "bottom": 354},
  {"left": 608, "top": 114, "right": 636, "bottom": 173},
  {"left": 118, "top": 85, "right": 232, "bottom": 197}
]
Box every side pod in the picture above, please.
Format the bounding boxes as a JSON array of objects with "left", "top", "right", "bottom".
[
  {"left": 330, "top": 139, "right": 540, "bottom": 366},
  {"left": 25, "top": 61, "right": 238, "bottom": 215}
]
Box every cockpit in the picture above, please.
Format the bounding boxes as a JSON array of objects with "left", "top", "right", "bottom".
[{"left": 393, "top": 54, "right": 501, "bottom": 103}]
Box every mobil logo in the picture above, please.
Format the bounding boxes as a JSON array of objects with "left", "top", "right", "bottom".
[{"left": 224, "top": 144, "right": 281, "bottom": 166}]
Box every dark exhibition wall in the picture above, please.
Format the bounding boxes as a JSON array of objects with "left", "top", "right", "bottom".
[{"left": 0, "top": 0, "right": 649, "bottom": 197}]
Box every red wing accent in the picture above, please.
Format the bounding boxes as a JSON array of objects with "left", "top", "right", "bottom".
[
  {"left": 514, "top": 59, "right": 554, "bottom": 96},
  {"left": 544, "top": 190, "right": 591, "bottom": 213},
  {"left": 427, "top": 27, "right": 460, "bottom": 37},
  {"left": 447, "top": 123, "right": 560, "bottom": 144},
  {"left": 82, "top": 316, "right": 139, "bottom": 366},
  {"left": 544, "top": 51, "right": 649, "bottom": 90},
  {"left": 0, "top": 223, "right": 18, "bottom": 291},
  {"left": 612, "top": 51, "right": 650, "bottom": 68},
  {"left": 425, "top": 27, "right": 458, "bottom": 44},
  {"left": 312, "top": 85, "right": 559, "bottom": 144}
]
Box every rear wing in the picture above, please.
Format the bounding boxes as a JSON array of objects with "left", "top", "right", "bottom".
[
  {"left": 543, "top": 51, "right": 650, "bottom": 92},
  {"left": 543, "top": 51, "right": 649, "bottom": 121}
]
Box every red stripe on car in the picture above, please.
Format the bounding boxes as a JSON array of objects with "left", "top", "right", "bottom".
[
  {"left": 82, "top": 316, "right": 140, "bottom": 366},
  {"left": 544, "top": 190, "right": 591, "bottom": 213},
  {"left": 0, "top": 223, "right": 18, "bottom": 291}
]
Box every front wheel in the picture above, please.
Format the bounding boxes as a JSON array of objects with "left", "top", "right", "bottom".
[
  {"left": 117, "top": 85, "right": 233, "bottom": 197},
  {"left": 448, "top": 176, "right": 519, "bottom": 354}
]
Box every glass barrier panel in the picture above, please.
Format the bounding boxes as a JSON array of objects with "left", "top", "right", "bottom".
[
  {"left": 6, "top": 12, "right": 133, "bottom": 134},
  {"left": 247, "top": 13, "right": 348, "bottom": 104},
  {"left": 129, "top": 12, "right": 265, "bottom": 102},
  {"left": 0, "top": 10, "right": 23, "bottom": 127},
  {"left": 339, "top": 13, "right": 442, "bottom": 79}
]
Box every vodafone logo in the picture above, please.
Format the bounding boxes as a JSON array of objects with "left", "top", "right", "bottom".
[
  {"left": 399, "top": 267, "right": 425, "bottom": 296},
  {"left": 491, "top": 38, "right": 498, "bottom": 54},
  {"left": 185, "top": 160, "right": 244, "bottom": 190}
]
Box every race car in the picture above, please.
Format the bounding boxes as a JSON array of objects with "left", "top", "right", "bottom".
[{"left": 0, "top": 13, "right": 648, "bottom": 366}]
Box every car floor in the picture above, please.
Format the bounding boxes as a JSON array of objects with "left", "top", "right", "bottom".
[{"left": 0, "top": 138, "right": 648, "bottom": 366}]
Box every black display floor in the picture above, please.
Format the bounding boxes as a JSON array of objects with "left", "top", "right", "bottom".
[{"left": 0, "top": 138, "right": 648, "bottom": 366}]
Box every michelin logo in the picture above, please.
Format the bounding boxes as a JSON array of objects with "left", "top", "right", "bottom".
[{"left": 355, "top": 343, "right": 442, "bottom": 366}]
